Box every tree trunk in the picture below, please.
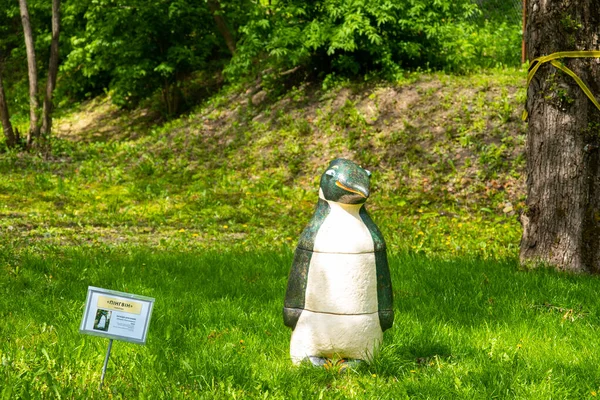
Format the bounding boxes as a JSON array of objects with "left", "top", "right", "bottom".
[
  {"left": 520, "top": 0, "right": 600, "bottom": 272},
  {"left": 19, "top": 0, "right": 40, "bottom": 147},
  {"left": 207, "top": 0, "right": 236, "bottom": 55},
  {"left": 40, "top": 0, "right": 60, "bottom": 139},
  {"left": 0, "top": 70, "right": 17, "bottom": 148}
]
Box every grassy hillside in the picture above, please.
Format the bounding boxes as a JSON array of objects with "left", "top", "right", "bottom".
[{"left": 0, "top": 69, "right": 527, "bottom": 258}]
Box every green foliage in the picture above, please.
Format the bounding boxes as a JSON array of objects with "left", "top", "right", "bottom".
[
  {"left": 475, "top": 0, "right": 522, "bottom": 24},
  {"left": 227, "top": 0, "right": 521, "bottom": 81},
  {"left": 436, "top": 20, "right": 522, "bottom": 71},
  {"left": 60, "top": 0, "right": 236, "bottom": 114},
  {"left": 0, "top": 0, "right": 522, "bottom": 127}
]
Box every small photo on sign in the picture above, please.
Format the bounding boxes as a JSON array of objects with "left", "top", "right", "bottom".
[{"left": 94, "top": 309, "right": 111, "bottom": 331}]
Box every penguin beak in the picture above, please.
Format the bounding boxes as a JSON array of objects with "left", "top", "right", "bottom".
[{"left": 335, "top": 181, "right": 369, "bottom": 198}]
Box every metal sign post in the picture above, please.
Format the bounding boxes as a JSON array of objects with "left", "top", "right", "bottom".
[{"left": 99, "top": 339, "right": 114, "bottom": 390}]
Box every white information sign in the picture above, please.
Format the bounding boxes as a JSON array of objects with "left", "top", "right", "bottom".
[{"left": 80, "top": 286, "right": 155, "bottom": 344}]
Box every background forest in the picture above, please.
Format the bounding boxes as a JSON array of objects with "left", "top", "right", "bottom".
[{"left": 0, "top": 0, "right": 522, "bottom": 128}]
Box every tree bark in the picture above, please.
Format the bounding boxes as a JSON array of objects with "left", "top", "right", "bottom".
[
  {"left": 40, "top": 0, "right": 60, "bottom": 139},
  {"left": 19, "top": 0, "right": 40, "bottom": 146},
  {"left": 0, "top": 70, "right": 17, "bottom": 148},
  {"left": 207, "top": 0, "right": 236, "bottom": 55},
  {"left": 520, "top": 0, "right": 600, "bottom": 272}
]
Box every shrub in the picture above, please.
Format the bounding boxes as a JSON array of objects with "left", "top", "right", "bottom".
[{"left": 226, "top": 0, "right": 522, "bottom": 81}]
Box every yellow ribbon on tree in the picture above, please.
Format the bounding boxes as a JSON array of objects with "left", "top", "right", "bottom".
[{"left": 523, "top": 50, "right": 600, "bottom": 120}]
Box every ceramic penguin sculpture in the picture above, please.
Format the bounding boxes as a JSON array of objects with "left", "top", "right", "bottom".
[{"left": 283, "top": 158, "right": 393, "bottom": 365}]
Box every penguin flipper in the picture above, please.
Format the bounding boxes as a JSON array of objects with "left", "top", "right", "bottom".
[
  {"left": 283, "top": 247, "right": 313, "bottom": 329},
  {"left": 359, "top": 208, "right": 394, "bottom": 332},
  {"left": 297, "top": 198, "right": 330, "bottom": 250},
  {"left": 283, "top": 307, "right": 302, "bottom": 329},
  {"left": 375, "top": 249, "right": 394, "bottom": 332},
  {"left": 358, "top": 206, "right": 386, "bottom": 252},
  {"left": 378, "top": 310, "right": 394, "bottom": 332}
]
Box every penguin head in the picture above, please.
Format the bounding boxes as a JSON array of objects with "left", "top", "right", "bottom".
[{"left": 319, "top": 158, "right": 371, "bottom": 204}]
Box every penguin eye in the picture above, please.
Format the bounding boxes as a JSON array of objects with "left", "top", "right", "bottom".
[
  {"left": 365, "top": 169, "right": 372, "bottom": 177},
  {"left": 325, "top": 170, "right": 336, "bottom": 177}
]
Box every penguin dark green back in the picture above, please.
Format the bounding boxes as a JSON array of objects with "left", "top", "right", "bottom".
[{"left": 283, "top": 158, "right": 393, "bottom": 365}]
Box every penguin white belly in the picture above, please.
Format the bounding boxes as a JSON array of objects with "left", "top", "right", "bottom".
[
  {"left": 304, "top": 252, "right": 377, "bottom": 314},
  {"left": 291, "top": 200, "right": 381, "bottom": 363}
]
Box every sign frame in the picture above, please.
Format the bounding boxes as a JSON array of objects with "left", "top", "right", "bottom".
[{"left": 80, "top": 286, "right": 155, "bottom": 344}]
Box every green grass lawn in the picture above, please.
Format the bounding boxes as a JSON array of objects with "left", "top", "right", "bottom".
[
  {"left": 2, "top": 70, "right": 594, "bottom": 398},
  {"left": 2, "top": 245, "right": 600, "bottom": 399}
]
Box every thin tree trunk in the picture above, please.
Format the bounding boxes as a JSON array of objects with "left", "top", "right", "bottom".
[
  {"left": 40, "top": 0, "right": 60, "bottom": 139},
  {"left": 162, "top": 80, "right": 172, "bottom": 115},
  {"left": 207, "top": 0, "right": 236, "bottom": 55},
  {"left": 19, "top": 0, "right": 40, "bottom": 146},
  {"left": 0, "top": 71, "right": 16, "bottom": 148},
  {"left": 520, "top": 0, "right": 600, "bottom": 272}
]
